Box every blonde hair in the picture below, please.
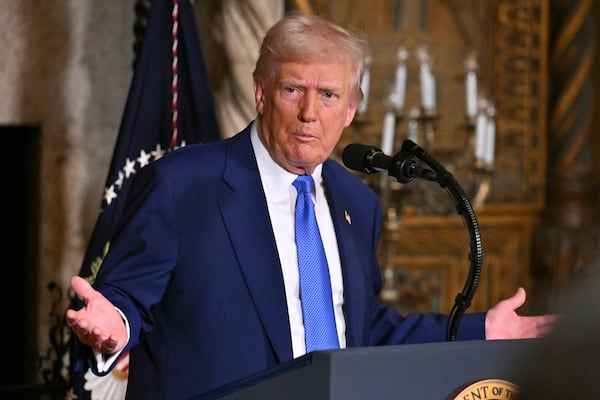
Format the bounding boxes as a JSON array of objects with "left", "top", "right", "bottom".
[{"left": 253, "top": 11, "right": 370, "bottom": 104}]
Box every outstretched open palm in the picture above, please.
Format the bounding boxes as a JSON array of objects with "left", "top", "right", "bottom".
[{"left": 66, "top": 276, "right": 128, "bottom": 355}]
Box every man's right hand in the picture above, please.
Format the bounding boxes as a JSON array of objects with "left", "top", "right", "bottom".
[{"left": 66, "top": 276, "right": 128, "bottom": 355}]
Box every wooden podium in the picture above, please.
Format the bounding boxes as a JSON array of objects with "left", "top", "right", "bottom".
[{"left": 195, "top": 339, "right": 537, "bottom": 399}]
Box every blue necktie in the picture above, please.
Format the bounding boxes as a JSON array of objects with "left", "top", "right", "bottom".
[{"left": 293, "top": 175, "right": 339, "bottom": 353}]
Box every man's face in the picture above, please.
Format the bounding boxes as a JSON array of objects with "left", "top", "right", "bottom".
[{"left": 254, "top": 60, "right": 358, "bottom": 175}]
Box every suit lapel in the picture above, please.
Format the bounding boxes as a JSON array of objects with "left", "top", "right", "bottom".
[
  {"left": 218, "top": 127, "right": 293, "bottom": 362},
  {"left": 322, "top": 162, "right": 369, "bottom": 347}
]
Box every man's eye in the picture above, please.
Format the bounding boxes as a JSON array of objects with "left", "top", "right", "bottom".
[
  {"left": 285, "top": 87, "right": 297, "bottom": 94},
  {"left": 323, "top": 92, "right": 336, "bottom": 99}
]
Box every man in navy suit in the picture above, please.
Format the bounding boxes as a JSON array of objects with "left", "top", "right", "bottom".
[{"left": 67, "top": 11, "right": 554, "bottom": 399}]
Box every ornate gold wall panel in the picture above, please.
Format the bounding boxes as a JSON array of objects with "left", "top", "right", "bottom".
[
  {"left": 313, "top": 1, "right": 550, "bottom": 314},
  {"left": 488, "top": 0, "right": 548, "bottom": 210},
  {"left": 380, "top": 215, "right": 534, "bottom": 314}
]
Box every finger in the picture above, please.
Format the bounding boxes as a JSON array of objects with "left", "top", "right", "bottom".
[
  {"left": 70, "top": 320, "right": 96, "bottom": 345},
  {"left": 535, "top": 315, "right": 559, "bottom": 334},
  {"left": 91, "top": 327, "right": 106, "bottom": 349},
  {"left": 502, "top": 287, "right": 526, "bottom": 310},
  {"left": 520, "top": 315, "right": 557, "bottom": 338},
  {"left": 89, "top": 330, "right": 119, "bottom": 354},
  {"left": 537, "top": 323, "right": 554, "bottom": 337},
  {"left": 102, "top": 335, "right": 120, "bottom": 354},
  {"left": 65, "top": 309, "right": 78, "bottom": 326},
  {"left": 70, "top": 276, "right": 96, "bottom": 302}
]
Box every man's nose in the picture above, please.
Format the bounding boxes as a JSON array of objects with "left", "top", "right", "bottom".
[{"left": 298, "top": 95, "right": 318, "bottom": 122}]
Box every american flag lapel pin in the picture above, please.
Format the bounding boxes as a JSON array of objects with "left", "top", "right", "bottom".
[{"left": 344, "top": 210, "right": 352, "bottom": 225}]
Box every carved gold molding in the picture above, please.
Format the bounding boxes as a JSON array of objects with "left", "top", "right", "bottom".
[{"left": 486, "top": 0, "right": 548, "bottom": 211}]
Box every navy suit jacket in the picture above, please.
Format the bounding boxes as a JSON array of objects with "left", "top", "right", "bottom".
[{"left": 86, "top": 123, "right": 485, "bottom": 399}]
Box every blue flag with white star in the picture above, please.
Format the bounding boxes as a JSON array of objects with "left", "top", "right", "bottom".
[
  {"left": 69, "top": 0, "right": 219, "bottom": 398},
  {"left": 79, "top": 0, "right": 219, "bottom": 283}
]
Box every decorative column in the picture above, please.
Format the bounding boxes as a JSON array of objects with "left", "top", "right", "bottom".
[{"left": 210, "top": 0, "right": 284, "bottom": 137}]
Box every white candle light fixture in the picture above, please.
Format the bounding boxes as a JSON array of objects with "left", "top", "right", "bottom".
[
  {"left": 356, "top": 43, "right": 497, "bottom": 216},
  {"left": 474, "top": 96, "right": 488, "bottom": 161},
  {"left": 417, "top": 46, "right": 437, "bottom": 114},
  {"left": 464, "top": 51, "right": 479, "bottom": 124},
  {"left": 393, "top": 47, "right": 409, "bottom": 111},
  {"left": 380, "top": 108, "right": 397, "bottom": 154},
  {"left": 482, "top": 102, "right": 497, "bottom": 166}
]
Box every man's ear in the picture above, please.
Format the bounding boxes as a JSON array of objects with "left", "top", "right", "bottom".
[
  {"left": 344, "top": 103, "right": 358, "bottom": 127},
  {"left": 254, "top": 79, "right": 265, "bottom": 114}
]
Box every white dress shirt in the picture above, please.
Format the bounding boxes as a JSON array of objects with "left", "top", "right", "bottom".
[{"left": 250, "top": 122, "right": 346, "bottom": 358}]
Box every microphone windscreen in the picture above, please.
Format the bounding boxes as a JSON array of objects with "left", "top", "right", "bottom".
[{"left": 342, "top": 143, "right": 376, "bottom": 172}]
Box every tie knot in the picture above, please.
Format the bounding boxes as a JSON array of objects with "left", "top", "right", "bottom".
[{"left": 293, "top": 175, "right": 314, "bottom": 194}]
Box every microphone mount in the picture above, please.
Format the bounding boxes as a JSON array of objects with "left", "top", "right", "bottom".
[
  {"left": 342, "top": 143, "right": 438, "bottom": 184},
  {"left": 371, "top": 148, "right": 437, "bottom": 184}
]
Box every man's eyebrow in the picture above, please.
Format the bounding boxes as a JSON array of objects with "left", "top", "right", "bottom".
[
  {"left": 319, "top": 84, "right": 344, "bottom": 94},
  {"left": 278, "top": 78, "right": 301, "bottom": 87}
]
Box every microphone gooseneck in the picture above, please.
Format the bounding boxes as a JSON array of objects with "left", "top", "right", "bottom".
[{"left": 342, "top": 140, "right": 483, "bottom": 342}]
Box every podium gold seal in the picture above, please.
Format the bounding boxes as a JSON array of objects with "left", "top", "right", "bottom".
[{"left": 451, "top": 379, "right": 519, "bottom": 399}]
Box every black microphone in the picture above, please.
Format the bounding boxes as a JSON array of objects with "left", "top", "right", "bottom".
[{"left": 342, "top": 143, "right": 437, "bottom": 183}]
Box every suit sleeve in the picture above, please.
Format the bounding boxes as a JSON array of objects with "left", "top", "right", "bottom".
[{"left": 94, "top": 162, "right": 179, "bottom": 352}]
